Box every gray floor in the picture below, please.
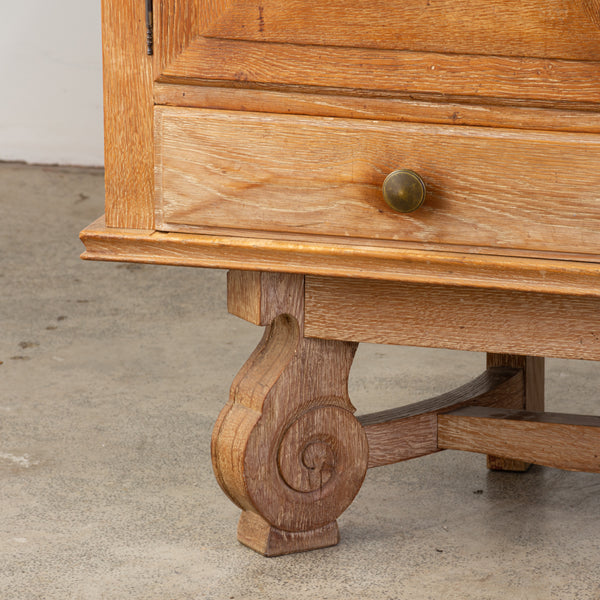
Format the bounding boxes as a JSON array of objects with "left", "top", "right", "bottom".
[{"left": 1, "top": 162, "right": 599, "bottom": 600}]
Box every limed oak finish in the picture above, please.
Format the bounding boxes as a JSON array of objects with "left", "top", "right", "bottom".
[{"left": 82, "top": 0, "right": 600, "bottom": 556}]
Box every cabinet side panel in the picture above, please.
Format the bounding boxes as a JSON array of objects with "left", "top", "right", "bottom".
[{"left": 102, "top": 0, "right": 154, "bottom": 229}]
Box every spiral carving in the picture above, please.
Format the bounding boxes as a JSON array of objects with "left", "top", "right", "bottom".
[
  {"left": 275, "top": 405, "right": 368, "bottom": 518},
  {"left": 243, "top": 398, "right": 368, "bottom": 533}
]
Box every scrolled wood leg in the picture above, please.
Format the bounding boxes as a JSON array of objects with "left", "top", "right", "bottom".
[
  {"left": 212, "top": 272, "right": 368, "bottom": 556},
  {"left": 485, "top": 353, "right": 545, "bottom": 472}
]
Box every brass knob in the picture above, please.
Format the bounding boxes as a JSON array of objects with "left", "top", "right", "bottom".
[{"left": 382, "top": 169, "right": 426, "bottom": 213}]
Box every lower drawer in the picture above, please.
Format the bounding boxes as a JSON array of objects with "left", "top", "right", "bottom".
[{"left": 154, "top": 106, "right": 600, "bottom": 257}]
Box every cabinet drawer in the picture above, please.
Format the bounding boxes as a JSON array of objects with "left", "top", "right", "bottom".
[{"left": 155, "top": 106, "right": 600, "bottom": 257}]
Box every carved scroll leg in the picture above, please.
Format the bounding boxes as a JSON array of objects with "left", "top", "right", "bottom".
[
  {"left": 212, "top": 272, "right": 368, "bottom": 556},
  {"left": 485, "top": 354, "right": 545, "bottom": 472}
]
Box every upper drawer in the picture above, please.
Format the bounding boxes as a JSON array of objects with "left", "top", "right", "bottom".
[
  {"left": 155, "top": 106, "right": 600, "bottom": 258},
  {"left": 155, "top": 0, "right": 600, "bottom": 104}
]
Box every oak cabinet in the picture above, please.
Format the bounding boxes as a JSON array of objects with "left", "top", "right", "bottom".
[
  {"left": 81, "top": 0, "right": 600, "bottom": 556},
  {"left": 88, "top": 0, "right": 600, "bottom": 285}
]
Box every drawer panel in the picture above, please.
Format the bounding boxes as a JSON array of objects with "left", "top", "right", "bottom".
[{"left": 155, "top": 106, "right": 600, "bottom": 257}]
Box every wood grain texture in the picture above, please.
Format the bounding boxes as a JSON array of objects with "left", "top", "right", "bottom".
[
  {"left": 227, "top": 270, "right": 305, "bottom": 327},
  {"left": 438, "top": 407, "right": 600, "bottom": 473},
  {"left": 485, "top": 354, "right": 545, "bottom": 471},
  {"left": 101, "top": 0, "right": 154, "bottom": 229},
  {"left": 156, "top": 0, "right": 600, "bottom": 104},
  {"left": 200, "top": 0, "right": 600, "bottom": 60},
  {"left": 237, "top": 510, "right": 339, "bottom": 556},
  {"left": 80, "top": 217, "right": 600, "bottom": 298},
  {"left": 138, "top": 218, "right": 600, "bottom": 266},
  {"left": 227, "top": 270, "right": 263, "bottom": 325},
  {"left": 155, "top": 107, "right": 600, "bottom": 257},
  {"left": 486, "top": 355, "right": 545, "bottom": 413},
  {"left": 584, "top": 0, "right": 600, "bottom": 29},
  {"left": 212, "top": 273, "right": 368, "bottom": 555},
  {"left": 154, "top": 84, "right": 600, "bottom": 133},
  {"left": 158, "top": 40, "right": 600, "bottom": 105},
  {"left": 304, "top": 277, "right": 600, "bottom": 360},
  {"left": 358, "top": 367, "right": 523, "bottom": 468}
]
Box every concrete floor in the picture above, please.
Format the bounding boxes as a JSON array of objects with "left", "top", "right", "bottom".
[{"left": 1, "top": 162, "right": 599, "bottom": 599}]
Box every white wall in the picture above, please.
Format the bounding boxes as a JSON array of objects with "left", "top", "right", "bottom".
[{"left": 0, "top": 2, "right": 104, "bottom": 166}]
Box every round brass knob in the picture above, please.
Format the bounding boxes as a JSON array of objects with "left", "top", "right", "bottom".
[{"left": 382, "top": 169, "right": 426, "bottom": 213}]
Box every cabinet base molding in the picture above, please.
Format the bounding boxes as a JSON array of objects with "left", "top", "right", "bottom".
[{"left": 79, "top": 217, "right": 600, "bottom": 299}]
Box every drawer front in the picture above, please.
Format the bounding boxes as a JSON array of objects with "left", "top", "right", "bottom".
[{"left": 155, "top": 106, "right": 600, "bottom": 257}]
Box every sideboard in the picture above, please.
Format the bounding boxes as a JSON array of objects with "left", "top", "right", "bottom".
[{"left": 81, "top": 0, "right": 600, "bottom": 555}]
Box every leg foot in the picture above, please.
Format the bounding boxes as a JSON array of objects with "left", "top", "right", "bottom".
[
  {"left": 213, "top": 273, "right": 368, "bottom": 555},
  {"left": 238, "top": 511, "right": 339, "bottom": 557}
]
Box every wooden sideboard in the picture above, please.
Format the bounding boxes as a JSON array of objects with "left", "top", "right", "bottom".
[{"left": 81, "top": 0, "right": 600, "bottom": 555}]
